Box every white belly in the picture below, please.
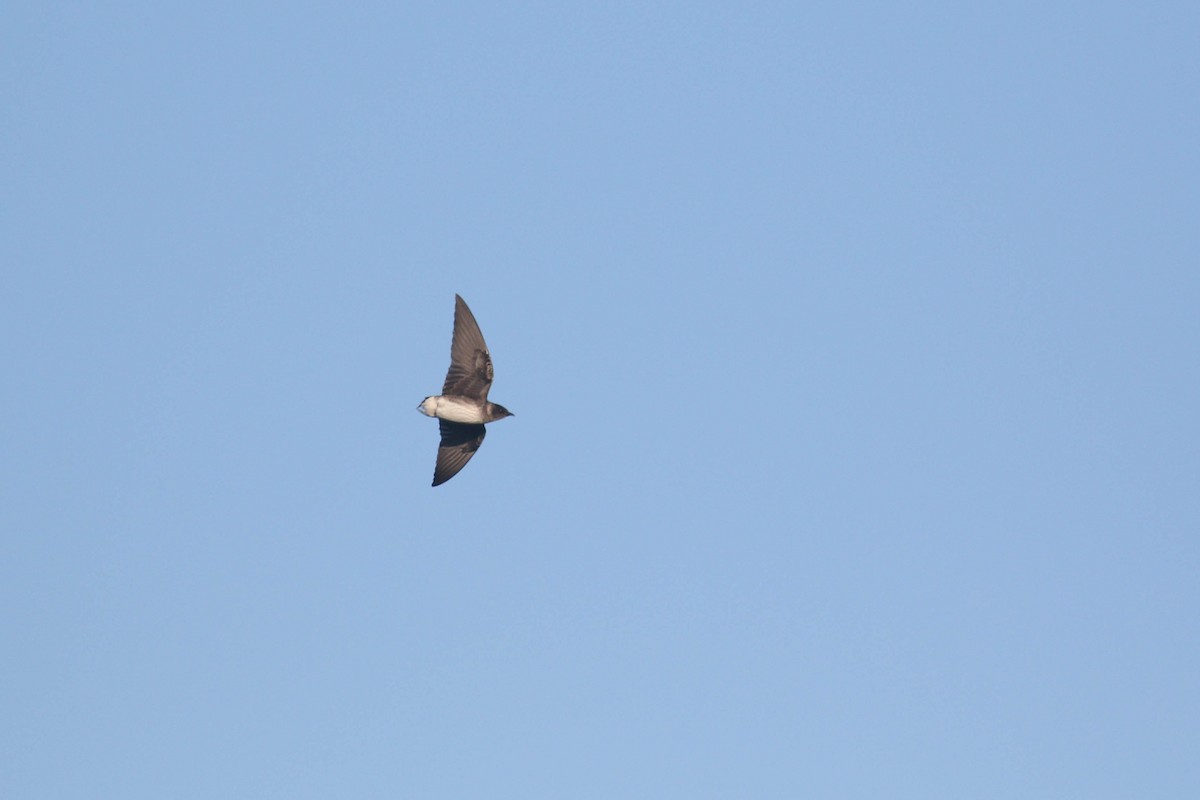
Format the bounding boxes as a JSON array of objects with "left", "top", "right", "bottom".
[{"left": 420, "top": 395, "right": 486, "bottom": 424}]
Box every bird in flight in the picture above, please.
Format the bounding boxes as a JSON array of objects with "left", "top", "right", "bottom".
[{"left": 417, "top": 294, "right": 513, "bottom": 486}]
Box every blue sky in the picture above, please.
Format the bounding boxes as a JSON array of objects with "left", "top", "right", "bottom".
[{"left": 3, "top": 2, "right": 1198, "bottom": 797}]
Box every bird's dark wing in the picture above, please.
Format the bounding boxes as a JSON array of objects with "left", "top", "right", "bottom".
[
  {"left": 432, "top": 420, "right": 487, "bottom": 486},
  {"left": 442, "top": 294, "right": 493, "bottom": 400}
]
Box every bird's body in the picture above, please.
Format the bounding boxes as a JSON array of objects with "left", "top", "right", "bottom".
[
  {"left": 417, "top": 395, "right": 507, "bottom": 426},
  {"left": 418, "top": 295, "right": 512, "bottom": 486}
]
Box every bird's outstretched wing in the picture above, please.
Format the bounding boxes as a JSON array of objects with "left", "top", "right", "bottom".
[
  {"left": 442, "top": 294, "right": 493, "bottom": 400},
  {"left": 433, "top": 420, "right": 486, "bottom": 486}
]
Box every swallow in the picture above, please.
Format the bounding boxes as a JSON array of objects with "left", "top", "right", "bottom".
[{"left": 417, "top": 294, "right": 513, "bottom": 486}]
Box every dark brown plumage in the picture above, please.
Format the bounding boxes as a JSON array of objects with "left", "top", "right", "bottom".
[{"left": 419, "top": 295, "right": 513, "bottom": 486}]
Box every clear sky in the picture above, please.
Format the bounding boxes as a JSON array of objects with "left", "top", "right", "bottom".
[{"left": 3, "top": 3, "right": 1198, "bottom": 797}]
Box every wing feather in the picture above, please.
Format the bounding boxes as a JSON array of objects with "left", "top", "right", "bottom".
[
  {"left": 432, "top": 420, "right": 486, "bottom": 486},
  {"left": 442, "top": 295, "right": 493, "bottom": 400}
]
